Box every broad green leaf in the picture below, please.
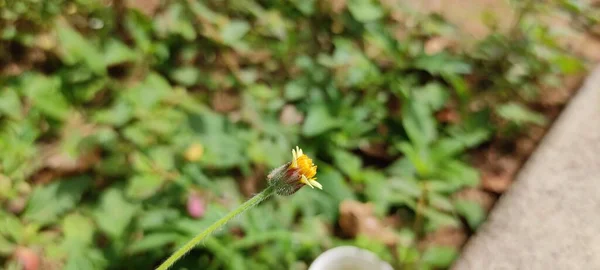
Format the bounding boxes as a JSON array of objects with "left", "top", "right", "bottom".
[
  {"left": 0, "top": 213, "right": 23, "bottom": 244},
  {"left": 363, "top": 170, "right": 392, "bottom": 216},
  {"left": 430, "top": 138, "right": 465, "bottom": 162},
  {"left": 331, "top": 149, "right": 362, "bottom": 181},
  {"left": 496, "top": 102, "right": 547, "bottom": 126},
  {"left": 126, "top": 174, "right": 164, "bottom": 200},
  {"left": 422, "top": 246, "right": 458, "bottom": 268},
  {"left": 94, "top": 188, "right": 138, "bottom": 239},
  {"left": 23, "top": 176, "right": 91, "bottom": 226},
  {"left": 318, "top": 165, "right": 355, "bottom": 203},
  {"left": 21, "top": 73, "right": 71, "bottom": 120},
  {"left": 221, "top": 20, "right": 250, "bottom": 44},
  {"left": 402, "top": 98, "right": 437, "bottom": 147},
  {"left": 454, "top": 200, "right": 485, "bottom": 229},
  {"left": 397, "top": 142, "right": 433, "bottom": 177},
  {"left": 63, "top": 247, "right": 107, "bottom": 270},
  {"left": 415, "top": 83, "right": 449, "bottom": 111},
  {"left": 436, "top": 160, "right": 479, "bottom": 189},
  {"left": 552, "top": 54, "right": 584, "bottom": 74},
  {"left": 137, "top": 209, "right": 180, "bottom": 230},
  {"left": 348, "top": 0, "right": 384, "bottom": 22},
  {"left": 0, "top": 88, "right": 22, "bottom": 119},
  {"left": 129, "top": 233, "right": 182, "bottom": 254},
  {"left": 92, "top": 100, "right": 133, "bottom": 126},
  {"left": 125, "top": 10, "right": 153, "bottom": 53},
  {"left": 103, "top": 39, "right": 136, "bottom": 66},
  {"left": 125, "top": 73, "right": 171, "bottom": 110},
  {"left": 0, "top": 234, "right": 15, "bottom": 255},
  {"left": 62, "top": 213, "right": 94, "bottom": 245},
  {"left": 415, "top": 53, "right": 471, "bottom": 75},
  {"left": 170, "top": 67, "right": 200, "bottom": 86},
  {"left": 423, "top": 207, "right": 460, "bottom": 231},
  {"left": 56, "top": 21, "right": 106, "bottom": 75},
  {"left": 302, "top": 105, "right": 338, "bottom": 136},
  {"left": 283, "top": 80, "right": 307, "bottom": 101}
]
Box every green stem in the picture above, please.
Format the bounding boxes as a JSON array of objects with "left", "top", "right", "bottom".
[{"left": 156, "top": 185, "right": 276, "bottom": 270}]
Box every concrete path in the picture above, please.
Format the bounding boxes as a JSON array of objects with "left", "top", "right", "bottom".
[{"left": 452, "top": 66, "right": 600, "bottom": 270}]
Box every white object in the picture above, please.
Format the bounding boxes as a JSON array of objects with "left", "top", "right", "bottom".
[{"left": 309, "top": 246, "right": 394, "bottom": 270}]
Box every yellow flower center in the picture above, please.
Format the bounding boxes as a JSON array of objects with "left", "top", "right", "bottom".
[
  {"left": 296, "top": 154, "right": 317, "bottom": 179},
  {"left": 290, "top": 146, "right": 322, "bottom": 190}
]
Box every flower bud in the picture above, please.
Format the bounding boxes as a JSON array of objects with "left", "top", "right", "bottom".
[
  {"left": 187, "top": 192, "right": 206, "bottom": 219},
  {"left": 267, "top": 147, "right": 322, "bottom": 196}
]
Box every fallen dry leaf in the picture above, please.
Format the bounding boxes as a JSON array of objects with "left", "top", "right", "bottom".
[
  {"left": 358, "top": 141, "right": 389, "bottom": 159},
  {"left": 424, "top": 36, "right": 456, "bottom": 55},
  {"left": 279, "top": 105, "right": 304, "bottom": 126},
  {"left": 211, "top": 91, "right": 240, "bottom": 113},
  {"left": 435, "top": 107, "right": 461, "bottom": 124},
  {"left": 480, "top": 156, "right": 519, "bottom": 194},
  {"left": 453, "top": 188, "right": 496, "bottom": 212},
  {"left": 125, "top": 0, "right": 161, "bottom": 17},
  {"left": 420, "top": 226, "right": 468, "bottom": 250},
  {"left": 339, "top": 200, "right": 397, "bottom": 245}
]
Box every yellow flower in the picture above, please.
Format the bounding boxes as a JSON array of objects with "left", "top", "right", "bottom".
[
  {"left": 290, "top": 146, "right": 322, "bottom": 189},
  {"left": 267, "top": 146, "right": 322, "bottom": 195}
]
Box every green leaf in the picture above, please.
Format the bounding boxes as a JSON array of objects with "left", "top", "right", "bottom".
[
  {"left": 318, "top": 165, "right": 355, "bottom": 203},
  {"left": 138, "top": 209, "right": 180, "bottom": 230},
  {"left": 21, "top": 73, "right": 71, "bottom": 120},
  {"left": 430, "top": 138, "right": 465, "bottom": 162},
  {"left": 221, "top": 20, "right": 250, "bottom": 44},
  {"left": 0, "top": 88, "right": 22, "bottom": 119},
  {"left": 126, "top": 174, "right": 164, "bottom": 200},
  {"left": 436, "top": 160, "right": 479, "bottom": 189},
  {"left": 129, "top": 233, "right": 182, "bottom": 254},
  {"left": 62, "top": 213, "right": 94, "bottom": 245},
  {"left": 283, "top": 80, "right": 307, "bottom": 101},
  {"left": 23, "top": 176, "right": 91, "bottom": 226},
  {"left": 125, "top": 10, "right": 153, "bottom": 53},
  {"left": 552, "top": 54, "right": 584, "bottom": 75},
  {"left": 496, "top": 102, "right": 547, "bottom": 126},
  {"left": 414, "top": 83, "right": 449, "bottom": 111},
  {"left": 0, "top": 213, "right": 23, "bottom": 244},
  {"left": 348, "top": 0, "right": 384, "bottom": 22},
  {"left": 302, "top": 105, "right": 338, "bottom": 137},
  {"left": 92, "top": 100, "right": 133, "bottom": 126},
  {"left": 454, "top": 200, "right": 485, "bottom": 229},
  {"left": 103, "top": 39, "right": 136, "bottom": 66},
  {"left": 331, "top": 149, "right": 363, "bottom": 181},
  {"left": 422, "top": 246, "right": 458, "bottom": 268},
  {"left": 363, "top": 170, "right": 392, "bottom": 216},
  {"left": 125, "top": 73, "right": 171, "bottom": 110},
  {"left": 423, "top": 206, "right": 460, "bottom": 230},
  {"left": 63, "top": 247, "right": 107, "bottom": 270},
  {"left": 94, "top": 188, "right": 138, "bottom": 239},
  {"left": 402, "top": 98, "right": 437, "bottom": 146},
  {"left": 170, "top": 67, "right": 200, "bottom": 86},
  {"left": 0, "top": 234, "right": 15, "bottom": 255},
  {"left": 56, "top": 21, "right": 106, "bottom": 75},
  {"left": 415, "top": 53, "right": 471, "bottom": 75}
]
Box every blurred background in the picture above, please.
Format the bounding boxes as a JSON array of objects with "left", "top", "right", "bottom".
[{"left": 1, "top": 0, "right": 599, "bottom": 269}]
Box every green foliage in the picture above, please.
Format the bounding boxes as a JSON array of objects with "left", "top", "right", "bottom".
[{"left": 0, "top": 0, "right": 587, "bottom": 269}]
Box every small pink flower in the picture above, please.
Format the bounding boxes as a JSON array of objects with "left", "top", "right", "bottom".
[{"left": 187, "top": 193, "right": 206, "bottom": 219}]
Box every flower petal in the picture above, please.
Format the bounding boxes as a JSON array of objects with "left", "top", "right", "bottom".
[
  {"left": 300, "top": 175, "right": 314, "bottom": 188},
  {"left": 310, "top": 180, "right": 322, "bottom": 190}
]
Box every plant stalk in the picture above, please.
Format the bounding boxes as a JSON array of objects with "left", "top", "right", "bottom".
[{"left": 156, "top": 185, "right": 276, "bottom": 270}]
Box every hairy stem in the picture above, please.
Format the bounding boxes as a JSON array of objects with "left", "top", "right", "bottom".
[{"left": 156, "top": 185, "right": 276, "bottom": 270}]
